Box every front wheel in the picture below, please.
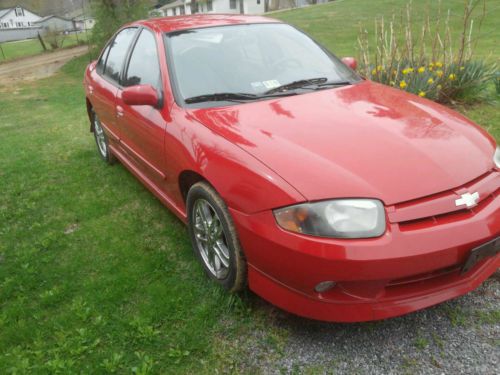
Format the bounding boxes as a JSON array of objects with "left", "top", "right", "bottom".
[
  {"left": 92, "top": 110, "right": 114, "bottom": 164},
  {"left": 187, "top": 182, "right": 247, "bottom": 292}
]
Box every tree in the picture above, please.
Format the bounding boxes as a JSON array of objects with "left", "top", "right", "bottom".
[{"left": 90, "top": 0, "right": 148, "bottom": 53}]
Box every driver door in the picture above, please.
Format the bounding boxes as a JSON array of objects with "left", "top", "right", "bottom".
[{"left": 115, "top": 28, "right": 168, "bottom": 187}]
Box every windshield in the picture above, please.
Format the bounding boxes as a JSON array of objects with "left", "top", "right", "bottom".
[{"left": 165, "top": 23, "right": 360, "bottom": 106}]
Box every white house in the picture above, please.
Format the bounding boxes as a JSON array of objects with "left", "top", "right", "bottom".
[
  {"left": 0, "top": 5, "right": 41, "bottom": 29},
  {"left": 156, "top": 0, "right": 265, "bottom": 17},
  {"left": 34, "top": 15, "right": 74, "bottom": 32}
]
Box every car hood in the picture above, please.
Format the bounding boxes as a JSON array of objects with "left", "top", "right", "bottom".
[{"left": 188, "top": 81, "right": 496, "bottom": 205}]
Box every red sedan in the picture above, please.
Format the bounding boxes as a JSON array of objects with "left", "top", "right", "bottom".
[{"left": 84, "top": 15, "right": 500, "bottom": 322}]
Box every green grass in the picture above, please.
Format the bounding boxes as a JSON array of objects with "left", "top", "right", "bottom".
[
  {"left": 0, "top": 1, "right": 499, "bottom": 373},
  {"left": 272, "top": 0, "right": 500, "bottom": 60},
  {"left": 0, "top": 57, "right": 284, "bottom": 373},
  {"left": 0, "top": 33, "right": 87, "bottom": 62}
]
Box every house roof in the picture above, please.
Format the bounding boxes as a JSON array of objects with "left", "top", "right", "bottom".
[
  {"left": 0, "top": 8, "right": 13, "bottom": 19},
  {"left": 33, "top": 15, "right": 73, "bottom": 24}
]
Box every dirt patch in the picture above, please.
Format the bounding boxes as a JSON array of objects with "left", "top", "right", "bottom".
[{"left": 0, "top": 45, "right": 89, "bottom": 84}]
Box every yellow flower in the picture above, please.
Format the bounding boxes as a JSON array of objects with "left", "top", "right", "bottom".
[
  {"left": 418, "top": 91, "right": 426, "bottom": 97},
  {"left": 372, "top": 68, "right": 377, "bottom": 75},
  {"left": 427, "top": 78, "right": 434, "bottom": 84},
  {"left": 437, "top": 84, "right": 442, "bottom": 90},
  {"left": 448, "top": 73, "right": 457, "bottom": 81},
  {"left": 402, "top": 68, "right": 408, "bottom": 75},
  {"left": 460, "top": 66, "right": 465, "bottom": 71},
  {"left": 408, "top": 67, "right": 414, "bottom": 73},
  {"left": 436, "top": 70, "right": 444, "bottom": 78},
  {"left": 399, "top": 80, "right": 407, "bottom": 89},
  {"left": 377, "top": 65, "right": 383, "bottom": 71},
  {"left": 429, "top": 62, "right": 435, "bottom": 68},
  {"left": 435, "top": 61, "right": 443, "bottom": 68},
  {"left": 418, "top": 66, "right": 425, "bottom": 74}
]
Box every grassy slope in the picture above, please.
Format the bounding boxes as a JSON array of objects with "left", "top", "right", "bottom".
[
  {"left": 0, "top": 1, "right": 499, "bottom": 373},
  {"left": 0, "top": 33, "right": 85, "bottom": 63},
  {"left": 272, "top": 0, "right": 500, "bottom": 140}
]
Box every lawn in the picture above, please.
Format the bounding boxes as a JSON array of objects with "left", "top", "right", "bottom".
[
  {"left": 0, "top": 1, "right": 498, "bottom": 374},
  {"left": 0, "top": 33, "right": 87, "bottom": 62}
]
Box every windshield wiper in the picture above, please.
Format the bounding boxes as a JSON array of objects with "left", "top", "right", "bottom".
[
  {"left": 265, "top": 78, "right": 352, "bottom": 94},
  {"left": 185, "top": 92, "right": 259, "bottom": 104},
  {"left": 317, "top": 80, "right": 352, "bottom": 87},
  {"left": 185, "top": 91, "right": 297, "bottom": 104},
  {"left": 264, "top": 77, "right": 329, "bottom": 94}
]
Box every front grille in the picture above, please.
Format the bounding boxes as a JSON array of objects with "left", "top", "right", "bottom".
[{"left": 388, "top": 170, "right": 499, "bottom": 226}]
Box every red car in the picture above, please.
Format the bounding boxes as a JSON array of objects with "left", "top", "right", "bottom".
[{"left": 84, "top": 15, "right": 500, "bottom": 322}]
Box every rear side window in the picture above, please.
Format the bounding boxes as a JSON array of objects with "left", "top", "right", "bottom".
[
  {"left": 124, "top": 29, "right": 161, "bottom": 89},
  {"left": 103, "top": 28, "right": 138, "bottom": 83}
]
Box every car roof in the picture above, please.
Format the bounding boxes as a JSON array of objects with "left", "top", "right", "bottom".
[{"left": 134, "top": 14, "right": 281, "bottom": 33}]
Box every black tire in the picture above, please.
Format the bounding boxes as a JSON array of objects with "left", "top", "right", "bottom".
[
  {"left": 91, "top": 109, "right": 115, "bottom": 164},
  {"left": 187, "top": 182, "right": 247, "bottom": 292}
]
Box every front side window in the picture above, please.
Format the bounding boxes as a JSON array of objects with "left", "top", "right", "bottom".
[
  {"left": 229, "top": 0, "right": 237, "bottom": 9},
  {"left": 207, "top": 0, "right": 213, "bottom": 11},
  {"left": 124, "top": 29, "right": 161, "bottom": 89},
  {"left": 166, "top": 23, "right": 359, "bottom": 106},
  {"left": 103, "top": 27, "right": 137, "bottom": 83}
]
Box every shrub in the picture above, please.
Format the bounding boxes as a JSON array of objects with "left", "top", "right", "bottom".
[{"left": 357, "top": 0, "right": 496, "bottom": 105}]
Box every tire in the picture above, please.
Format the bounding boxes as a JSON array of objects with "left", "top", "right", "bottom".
[
  {"left": 187, "top": 182, "right": 247, "bottom": 292},
  {"left": 91, "top": 109, "right": 115, "bottom": 164}
]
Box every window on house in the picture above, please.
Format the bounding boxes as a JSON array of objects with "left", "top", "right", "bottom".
[
  {"left": 16, "top": 22, "right": 23, "bottom": 27},
  {"left": 180, "top": 6, "right": 185, "bottom": 15},
  {"left": 103, "top": 27, "right": 138, "bottom": 83},
  {"left": 173, "top": 7, "right": 177, "bottom": 15},
  {"left": 207, "top": 0, "right": 213, "bottom": 11},
  {"left": 15, "top": 7, "right": 24, "bottom": 17},
  {"left": 229, "top": 0, "right": 237, "bottom": 9},
  {"left": 257, "top": 0, "right": 261, "bottom": 4},
  {"left": 124, "top": 29, "right": 161, "bottom": 89}
]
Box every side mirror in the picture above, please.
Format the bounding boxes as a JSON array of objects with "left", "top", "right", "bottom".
[
  {"left": 341, "top": 57, "right": 357, "bottom": 71},
  {"left": 122, "top": 84, "right": 161, "bottom": 108}
]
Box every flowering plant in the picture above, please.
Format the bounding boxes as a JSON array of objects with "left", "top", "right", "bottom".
[{"left": 357, "top": 0, "right": 496, "bottom": 104}]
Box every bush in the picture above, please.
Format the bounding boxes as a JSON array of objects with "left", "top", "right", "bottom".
[{"left": 357, "top": 0, "right": 496, "bottom": 105}]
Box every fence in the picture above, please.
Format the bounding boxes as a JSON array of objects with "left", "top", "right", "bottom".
[{"left": 0, "top": 27, "right": 43, "bottom": 43}]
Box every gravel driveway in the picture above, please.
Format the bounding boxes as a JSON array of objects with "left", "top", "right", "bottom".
[{"left": 229, "top": 271, "right": 499, "bottom": 374}]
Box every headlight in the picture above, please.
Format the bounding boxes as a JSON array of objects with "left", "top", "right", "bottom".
[
  {"left": 494, "top": 146, "right": 500, "bottom": 169},
  {"left": 273, "top": 199, "right": 386, "bottom": 238}
]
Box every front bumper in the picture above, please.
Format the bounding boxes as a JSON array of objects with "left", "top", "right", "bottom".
[{"left": 230, "top": 192, "right": 500, "bottom": 322}]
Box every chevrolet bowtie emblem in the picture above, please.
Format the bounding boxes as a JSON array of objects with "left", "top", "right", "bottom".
[{"left": 455, "top": 192, "right": 479, "bottom": 208}]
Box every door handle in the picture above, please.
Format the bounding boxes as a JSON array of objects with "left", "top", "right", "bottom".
[
  {"left": 87, "top": 85, "right": 94, "bottom": 95},
  {"left": 116, "top": 105, "right": 124, "bottom": 117}
]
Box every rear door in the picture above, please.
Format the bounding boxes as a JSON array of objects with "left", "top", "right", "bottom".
[
  {"left": 89, "top": 27, "right": 138, "bottom": 144},
  {"left": 115, "top": 28, "right": 167, "bottom": 187}
]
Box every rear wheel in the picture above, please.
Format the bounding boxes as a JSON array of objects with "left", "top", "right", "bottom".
[
  {"left": 187, "top": 182, "right": 247, "bottom": 292},
  {"left": 92, "top": 110, "right": 114, "bottom": 164}
]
